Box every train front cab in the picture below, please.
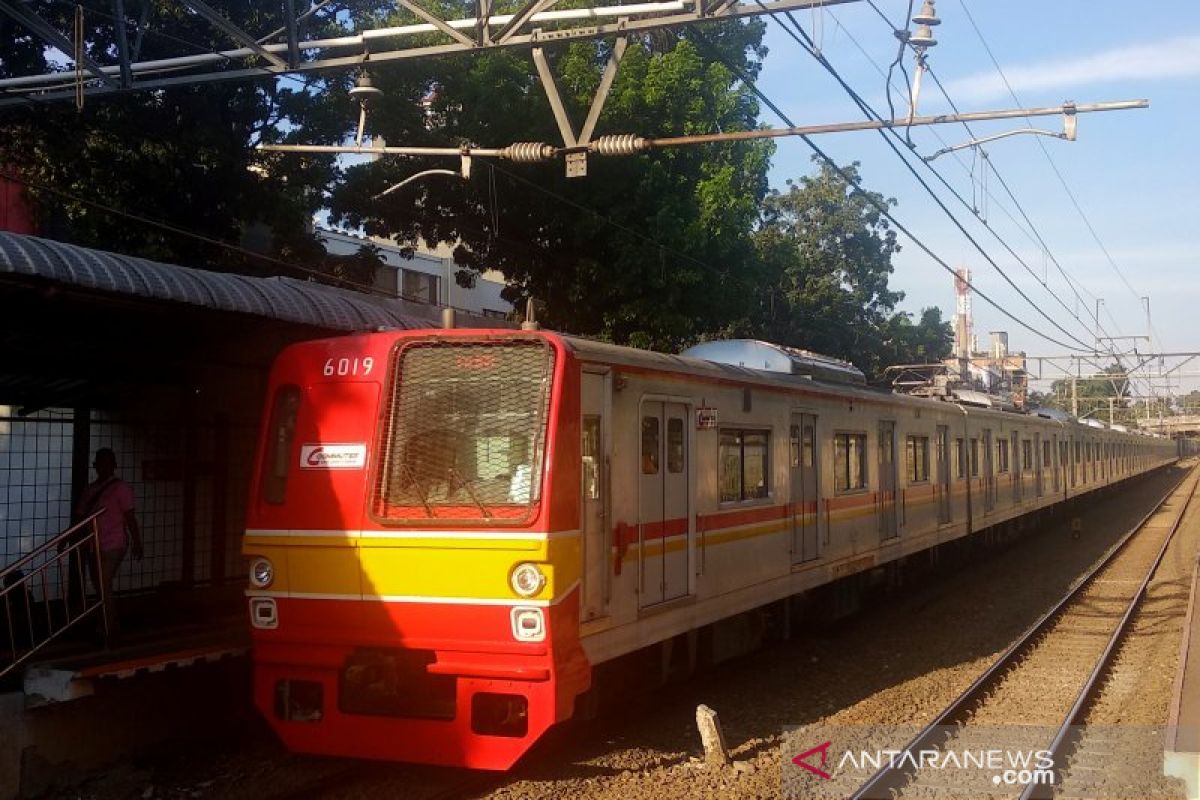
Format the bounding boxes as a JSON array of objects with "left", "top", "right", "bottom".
[{"left": 242, "top": 330, "right": 591, "bottom": 770}]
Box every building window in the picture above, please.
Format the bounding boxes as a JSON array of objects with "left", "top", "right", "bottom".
[
  {"left": 480, "top": 308, "right": 507, "bottom": 319},
  {"left": 997, "top": 438, "right": 1009, "bottom": 473},
  {"left": 906, "top": 435, "right": 929, "bottom": 483},
  {"left": 955, "top": 438, "right": 965, "bottom": 479},
  {"left": 401, "top": 269, "right": 440, "bottom": 304},
  {"left": 1022, "top": 440, "right": 1033, "bottom": 471},
  {"left": 834, "top": 433, "right": 867, "bottom": 492},
  {"left": 719, "top": 429, "right": 770, "bottom": 502}
]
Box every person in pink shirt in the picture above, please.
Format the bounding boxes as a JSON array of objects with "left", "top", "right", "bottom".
[{"left": 73, "top": 448, "right": 143, "bottom": 639}]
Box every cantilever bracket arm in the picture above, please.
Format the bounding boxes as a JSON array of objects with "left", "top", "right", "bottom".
[
  {"left": 924, "top": 103, "right": 1079, "bottom": 162},
  {"left": 0, "top": 1, "right": 118, "bottom": 87}
]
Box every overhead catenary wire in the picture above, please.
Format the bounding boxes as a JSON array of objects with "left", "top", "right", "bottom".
[
  {"left": 953, "top": 0, "right": 1160, "bottom": 350},
  {"left": 825, "top": 7, "right": 1058, "bottom": 259},
  {"left": 814, "top": 8, "right": 1116, "bottom": 357},
  {"left": 684, "top": 27, "right": 1092, "bottom": 354},
  {"left": 758, "top": 8, "right": 1099, "bottom": 353}
]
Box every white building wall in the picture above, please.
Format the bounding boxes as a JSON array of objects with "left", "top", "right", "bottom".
[{"left": 318, "top": 228, "right": 512, "bottom": 317}]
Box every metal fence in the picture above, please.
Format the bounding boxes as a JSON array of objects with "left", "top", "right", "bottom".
[{"left": 0, "top": 406, "right": 254, "bottom": 597}]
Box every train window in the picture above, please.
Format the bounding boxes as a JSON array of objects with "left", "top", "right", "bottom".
[
  {"left": 790, "top": 425, "right": 800, "bottom": 468},
  {"left": 1022, "top": 440, "right": 1034, "bottom": 471},
  {"left": 667, "top": 418, "right": 684, "bottom": 473},
  {"left": 719, "top": 429, "right": 770, "bottom": 502},
  {"left": 996, "top": 439, "right": 1009, "bottom": 473},
  {"left": 834, "top": 433, "right": 867, "bottom": 492},
  {"left": 582, "top": 416, "right": 601, "bottom": 500},
  {"left": 262, "top": 384, "right": 301, "bottom": 505},
  {"left": 906, "top": 436, "right": 929, "bottom": 483},
  {"left": 803, "top": 425, "right": 815, "bottom": 467},
  {"left": 970, "top": 439, "right": 979, "bottom": 477},
  {"left": 880, "top": 430, "right": 894, "bottom": 464},
  {"left": 955, "top": 438, "right": 965, "bottom": 479},
  {"left": 1043, "top": 441, "right": 1051, "bottom": 467},
  {"left": 374, "top": 339, "right": 555, "bottom": 524},
  {"left": 641, "top": 416, "right": 660, "bottom": 475}
]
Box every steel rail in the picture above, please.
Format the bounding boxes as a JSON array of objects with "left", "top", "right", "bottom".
[
  {"left": 848, "top": 465, "right": 1196, "bottom": 800},
  {"left": 1020, "top": 474, "right": 1198, "bottom": 799}
]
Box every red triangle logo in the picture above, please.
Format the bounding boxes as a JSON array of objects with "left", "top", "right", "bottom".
[{"left": 792, "top": 741, "right": 833, "bottom": 780}]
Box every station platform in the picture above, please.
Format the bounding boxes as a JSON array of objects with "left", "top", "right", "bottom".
[
  {"left": 1167, "top": 553, "right": 1200, "bottom": 799},
  {"left": 1, "top": 587, "right": 253, "bottom": 798},
  {"left": 21, "top": 616, "right": 248, "bottom": 705}
]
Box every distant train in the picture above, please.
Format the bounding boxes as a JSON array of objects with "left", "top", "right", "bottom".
[{"left": 242, "top": 328, "right": 1176, "bottom": 769}]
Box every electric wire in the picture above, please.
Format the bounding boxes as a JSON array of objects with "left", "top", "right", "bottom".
[
  {"left": 761, "top": 8, "right": 1098, "bottom": 353},
  {"left": 954, "top": 0, "right": 1160, "bottom": 349},
  {"left": 825, "top": 8, "right": 1048, "bottom": 259},
  {"left": 685, "top": 27, "right": 1091, "bottom": 354}
]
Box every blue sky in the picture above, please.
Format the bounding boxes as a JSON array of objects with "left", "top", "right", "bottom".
[{"left": 755, "top": 0, "right": 1199, "bottom": 392}]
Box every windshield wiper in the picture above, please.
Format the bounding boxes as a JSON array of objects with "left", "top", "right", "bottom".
[
  {"left": 450, "top": 468, "right": 493, "bottom": 519},
  {"left": 398, "top": 463, "right": 434, "bottom": 517}
]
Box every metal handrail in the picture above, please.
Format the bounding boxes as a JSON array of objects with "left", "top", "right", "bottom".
[{"left": 1, "top": 510, "right": 108, "bottom": 680}]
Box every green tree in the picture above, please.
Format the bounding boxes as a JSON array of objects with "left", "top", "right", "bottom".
[
  {"left": 321, "top": 14, "right": 773, "bottom": 349},
  {"left": 734, "top": 158, "right": 948, "bottom": 379},
  {"left": 1045, "top": 364, "right": 1130, "bottom": 421},
  {"left": 1174, "top": 389, "right": 1200, "bottom": 416},
  {"left": 0, "top": 2, "right": 351, "bottom": 279}
]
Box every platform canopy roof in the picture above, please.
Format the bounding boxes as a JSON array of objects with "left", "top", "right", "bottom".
[
  {"left": 0, "top": 231, "right": 482, "bottom": 332},
  {"left": 0, "top": 232, "right": 505, "bottom": 411}
]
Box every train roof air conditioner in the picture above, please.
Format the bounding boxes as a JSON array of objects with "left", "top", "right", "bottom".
[{"left": 680, "top": 339, "right": 866, "bottom": 386}]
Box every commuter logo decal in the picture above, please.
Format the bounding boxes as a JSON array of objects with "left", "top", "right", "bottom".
[{"left": 300, "top": 443, "right": 367, "bottom": 469}]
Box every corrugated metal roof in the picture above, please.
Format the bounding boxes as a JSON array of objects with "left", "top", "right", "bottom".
[{"left": 0, "top": 231, "right": 481, "bottom": 332}]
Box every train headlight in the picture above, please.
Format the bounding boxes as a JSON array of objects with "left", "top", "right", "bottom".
[
  {"left": 249, "top": 557, "right": 274, "bottom": 589},
  {"left": 510, "top": 562, "right": 546, "bottom": 597}
]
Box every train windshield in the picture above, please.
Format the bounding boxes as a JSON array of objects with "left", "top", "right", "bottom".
[{"left": 374, "top": 338, "right": 555, "bottom": 524}]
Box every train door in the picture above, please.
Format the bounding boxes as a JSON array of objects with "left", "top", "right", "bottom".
[
  {"left": 1035, "top": 432, "right": 1044, "bottom": 497},
  {"left": 983, "top": 429, "right": 995, "bottom": 513},
  {"left": 638, "top": 400, "right": 690, "bottom": 608},
  {"left": 937, "top": 425, "right": 951, "bottom": 524},
  {"left": 1011, "top": 431, "right": 1021, "bottom": 504},
  {"left": 878, "top": 420, "right": 898, "bottom": 539},
  {"left": 790, "top": 413, "right": 820, "bottom": 563},
  {"left": 581, "top": 371, "right": 609, "bottom": 621}
]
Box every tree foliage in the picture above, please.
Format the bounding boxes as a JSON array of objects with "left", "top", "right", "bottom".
[
  {"left": 738, "top": 160, "right": 950, "bottom": 377},
  {"left": 325, "top": 14, "right": 773, "bottom": 350},
  {"left": 0, "top": 2, "right": 350, "bottom": 279},
  {"left": 0, "top": 3, "right": 953, "bottom": 379},
  {"left": 1042, "top": 364, "right": 1132, "bottom": 421}
]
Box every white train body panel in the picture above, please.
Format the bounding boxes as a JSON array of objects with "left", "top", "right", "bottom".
[{"left": 564, "top": 338, "right": 1176, "bottom": 665}]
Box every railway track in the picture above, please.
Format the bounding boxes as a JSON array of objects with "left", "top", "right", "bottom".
[{"left": 843, "top": 466, "right": 1198, "bottom": 800}]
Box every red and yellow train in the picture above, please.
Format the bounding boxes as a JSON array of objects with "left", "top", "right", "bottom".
[{"left": 242, "top": 328, "right": 1175, "bottom": 769}]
